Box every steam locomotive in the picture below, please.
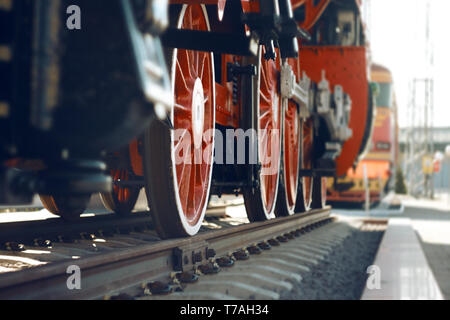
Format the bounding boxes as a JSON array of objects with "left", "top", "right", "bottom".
[{"left": 0, "top": 0, "right": 374, "bottom": 238}]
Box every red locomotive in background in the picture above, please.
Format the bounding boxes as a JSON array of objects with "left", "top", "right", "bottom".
[{"left": 1, "top": 0, "right": 375, "bottom": 238}]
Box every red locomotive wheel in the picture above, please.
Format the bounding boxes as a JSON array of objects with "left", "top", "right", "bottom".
[
  {"left": 295, "top": 118, "right": 314, "bottom": 212},
  {"left": 100, "top": 169, "right": 140, "bottom": 215},
  {"left": 143, "top": 4, "right": 215, "bottom": 238},
  {"left": 311, "top": 177, "right": 328, "bottom": 209},
  {"left": 244, "top": 47, "right": 282, "bottom": 221},
  {"left": 275, "top": 61, "right": 301, "bottom": 217}
]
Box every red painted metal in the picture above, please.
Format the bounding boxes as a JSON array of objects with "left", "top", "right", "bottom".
[
  {"left": 129, "top": 139, "right": 143, "bottom": 177},
  {"left": 149, "top": 1, "right": 368, "bottom": 227},
  {"left": 299, "top": 46, "right": 369, "bottom": 177},
  {"left": 290, "top": 0, "right": 331, "bottom": 30},
  {"left": 240, "top": 0, "right": 260, "bottom": 13},
  {"left": 259, "top": 47, "right": 282, "bottom": 213},
  {"left": 283, "top": 58, "right": 301, "bottom": 212},
  {"left": 326, "top": 63, "right": 396, "bottom": 206},
  {"left": 215, "top": 55, "right": 241, "bottom": 128},
  {"left": 111, "top": 169, "right": 133, "bottom": 204},
  {"left": 173, "top": 4, "right": 215, "bottom": 226},
  {"left": 169, "top": 0, "right": 259, "bottom": 18},
  {"left": 284, "top": 100, "right": 300, "bottom": 210}
]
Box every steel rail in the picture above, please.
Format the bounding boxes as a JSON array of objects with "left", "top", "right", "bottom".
[
  {"left": 0, "top": 212, "right": 154, "bottom": 244},
  {"left": 0, "top": 207, "right": 331, "bottom": 299}
]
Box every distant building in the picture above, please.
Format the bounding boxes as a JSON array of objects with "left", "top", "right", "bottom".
[{"left": 399, "top": 127, "right": 450, "bottom": 153}]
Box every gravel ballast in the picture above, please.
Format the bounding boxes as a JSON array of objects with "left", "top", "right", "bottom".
[{"left": 281, "top": 227, "right": 384, "bottom": 300}]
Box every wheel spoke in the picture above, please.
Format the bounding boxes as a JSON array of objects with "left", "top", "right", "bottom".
[
  {"left": 176, "top": 60, "right": 192, "bottom": 95},
  {"left": 260, "top": 108, "right": 271, "bottom": 121},
  {"left": 199, "top": 53, "right": 208, "bottom": 79},
  {"left": 178, "top": 163, "right": 192, "bottom": 211},
  {"left": 181, "top": 50, "right": 194, "bottom": 80},
  {"left": 174, "top": 129, "right": 190, "bottom": 154},
  {"left": 195, "top": 51, "right": 200, "bottom": 78},
  {"left": 188, "top": 152, "right": 197, "bottom": 214},
  {"left": 260, "top": 63, "right": 270, "bottom": 91},
  {"left": 174, "top": 103, "right": 191, "bottom": 118}
]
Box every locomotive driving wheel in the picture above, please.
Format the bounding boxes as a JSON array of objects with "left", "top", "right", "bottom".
[
  {"left": 100, "top": 169, "right": 140, "bottom": 215},
  {"left": 143, "top": 4, "right": 215, "bottom": 238},
  {"left": 275, "top": 61, "right": 301, "bottom": 217},
  {"left": 243, "top": 47, "right": 282, "bottom": 221},
  {"left": 295, "top": 118, "right": 314, "bottom": 212}
]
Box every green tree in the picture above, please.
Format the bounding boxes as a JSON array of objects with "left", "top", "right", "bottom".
[{"left": 395, "top": 167, "right": 407, "bottom": 194}]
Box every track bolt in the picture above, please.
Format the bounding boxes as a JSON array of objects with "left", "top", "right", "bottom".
[
  {"left": 98, "top": 229, "right": 113, "bottom": 238},
  {"left": 227, "top": 251, "right": 237, "bottom": 261},
  {"left": 118, "top": 227, "right": 131, "bottom": 235},
  {"left": 142, "top": 281, "right": 173, "bottom": 296},
  {"left": 276, "top": 236, "right": 288, "bottom": 243},
  {"left": 216, "top": 256, "right": 235, "bottom": 268},
  {"left": 175, "top": 271, "right": 199, "bottom": 284},
  {"left": 247, "top": 245, "right": 262, "bottom": 255},
  {"left": 169, "top": 275, "right": 186, "bottom": 292},
  {"left": 206, "top": 248, "right": 216, "bottom": 259},
  {"left": 257, "top": 241, "right": 271, "bottom": 250},
  {"left": 33, "top": 238, "right": 52, "bottom": 247},
  {"left": 268, "top": 238, "right": 280, "bottom": 246},
  {"left": 57, "top": 235, "right": 75, "bottom": 243},
  {"left": 197, "top": 262, "right": 221, "bottom": 275},
  {"left": 192, "top": 251, "right": 203, "bottom": 264},
  {"left": 80, "top": 232, "right": 95, "bottom": 240},
  {"left": 233, "top": 249, "right": 250, "bottom": 261},
  {"left": 285, "top": 233, "right": 294, "bottom": 240},
  {"left": 5, "top": 242, "right": 25, "bottom": 251}
]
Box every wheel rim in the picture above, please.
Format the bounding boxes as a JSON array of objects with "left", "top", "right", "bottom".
[
  {"left": 258, "top": 48, "right": 282, "bottom": 214},
  {"left": 283, "top": 99, "right": 300, "bottom": 213},
  {"left": 171, "top": 4, "right": 215, "bottom": 229},
  {"left": 300, "top": 118, "right": 314, "bottom": 210}
]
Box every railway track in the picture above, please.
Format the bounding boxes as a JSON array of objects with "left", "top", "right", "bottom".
[{"left": 0, "top": 207, "right": 333, "bottom": 300}]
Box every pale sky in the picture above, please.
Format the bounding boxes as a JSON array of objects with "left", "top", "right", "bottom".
[{"left": 365, "top": 0, "right": 450, "bottom": 128}]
